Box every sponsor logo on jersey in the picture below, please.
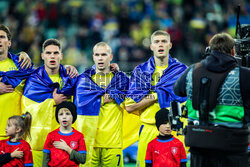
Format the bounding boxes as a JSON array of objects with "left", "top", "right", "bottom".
[{"left": 154, "top": 150, "right": 160, "bottom": 154}]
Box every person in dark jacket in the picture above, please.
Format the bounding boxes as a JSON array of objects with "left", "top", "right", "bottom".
[{"left": 174, "top": 32, "right": 250, "bottom": 167}]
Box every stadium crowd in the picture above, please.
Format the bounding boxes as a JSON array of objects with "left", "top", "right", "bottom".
[{"left": 0, "top": 0, "right": 249, "bottom": 72}]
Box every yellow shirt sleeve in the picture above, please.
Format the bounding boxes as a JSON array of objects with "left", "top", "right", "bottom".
[{"left": 124, "top": 97, "right": 137, "bottom": 106}]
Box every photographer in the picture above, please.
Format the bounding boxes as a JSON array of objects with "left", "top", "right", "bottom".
[{"left": 173, "top": 32, "right": 250, "bottom": 167}]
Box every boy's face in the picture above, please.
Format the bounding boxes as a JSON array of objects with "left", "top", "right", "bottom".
[
  {"left": 159, "top": 122, "right": 172, "bottom": 136},
  {"left": 58, "top": 108, "right": 73, "bottom": 128}
]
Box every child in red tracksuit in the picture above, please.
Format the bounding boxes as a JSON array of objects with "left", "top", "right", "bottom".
[
  {"left": 43, "top": 101, "right": 87, "bottom": 167},
  {"left": 145, "top": 108, "right": 187, "bottom": 167},
  {"left": 0, "top": 112, "right": 33, "bottom": 166}
]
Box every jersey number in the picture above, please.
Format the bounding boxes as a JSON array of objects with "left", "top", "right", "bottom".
[{"left": 116, "top": 154, "right": 121, "bottom": 166}]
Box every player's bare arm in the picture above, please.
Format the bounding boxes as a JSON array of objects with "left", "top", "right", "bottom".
[{"left": 125, "top": 94, "right": 157, "bottom": 113}]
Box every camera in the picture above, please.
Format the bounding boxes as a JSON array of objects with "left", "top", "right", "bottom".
[
  {"left": 234, "top": 24, "right": 250, "bottom": 67},
  {"left": 203, "top": 24, "right": 250, "bottom": 67},
  {"left": 203, "top": 6, "right": 250, "bottom": 67},
  {"left": 234, "top": 5, "right": 250, "bottom": 67},
  {"left": 169, "top": 101, "right": 187, "bottom": 134}
]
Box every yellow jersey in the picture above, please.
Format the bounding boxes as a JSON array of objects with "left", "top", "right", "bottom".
[
  {"left": 0, "top": 57, "right": 18, "bottom": 71},
  {"left": 0, "top": 58, "right": 20, "bottom": 139},
  {"left": 92, "top": 72, "right": 123, "bottom": 148},
  {"left": 49, "top": 73, "right": 64, "bottom": 90},
  {"left": 125, "top": 65, "right": 168, "bottom": 124}
]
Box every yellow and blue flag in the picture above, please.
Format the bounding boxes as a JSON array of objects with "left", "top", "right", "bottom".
[
  {"left": 0, "top": 52, "right": 34, "bottom": 140},
  {"left": 74, "top": 66, "right": 129, "bottom": 116},
  {"left": 74, "top": 66, "right": 141, "bottom": 166},
  {"left": 127, "top": 55, "right": 187, "bottom": 108},
  {"left": 0, "top": 52, "right": 34, "bottom": 87},
  {"left": 23, "top": 65, "right": 76, "bottom": 102},
  {"left": 22, "top": 64, "right": 76, "bottom": 151}
]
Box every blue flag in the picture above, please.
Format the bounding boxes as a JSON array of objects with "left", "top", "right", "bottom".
[
  {"left": 74, "top": 66, "right": 129, "bottom": 116},
  {"left": 0, "top": 52, "right": 34, "bottom": 88},
  {"left": 23, "top": 65, "right": 77, "bottom": 103},
  {"left": 127, "top": 55, "right": 187, "bottom": 108}
]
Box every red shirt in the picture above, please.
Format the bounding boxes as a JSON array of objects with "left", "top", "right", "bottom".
[
  {"left": 0, "top": 138, "right": 33, "bottom": 167},
  {"left": 43, "top": 128, "right": 87, "bottom": 167},
  {"left": 145, "top": 137, "right": 187, "bottom": 167}
]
